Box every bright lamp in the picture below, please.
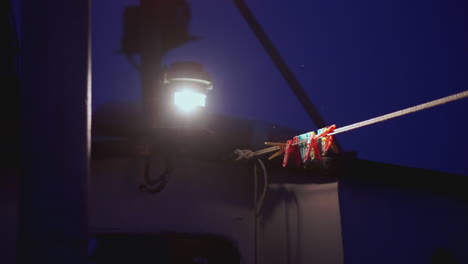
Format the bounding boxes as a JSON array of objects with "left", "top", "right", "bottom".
[
  {"left": 164, "top": 62, "right": 212, "bottom": 113},
  {"left": 174, "top": 90, "right": 206, "bottom": 112}
]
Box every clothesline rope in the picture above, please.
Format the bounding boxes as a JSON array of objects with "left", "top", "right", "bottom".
[{"left": 329, "top": 90, "right": 468, "bottom": 136}]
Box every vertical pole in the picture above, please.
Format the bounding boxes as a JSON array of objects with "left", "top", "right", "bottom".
[
  {"left": 18, "top": 0, "right": 90, "bottom": 263},
  {"left": 140, "top": 0, "right": 165, "bottom": 126}
]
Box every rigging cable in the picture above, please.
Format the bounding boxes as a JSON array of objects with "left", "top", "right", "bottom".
[{"left": 330, "top": 90, "right": 468, "bottom": 136}]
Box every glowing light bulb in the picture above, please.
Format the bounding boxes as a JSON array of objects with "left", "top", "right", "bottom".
[{"left": 174, "top": 90, "right": 206, "bottom": 112}]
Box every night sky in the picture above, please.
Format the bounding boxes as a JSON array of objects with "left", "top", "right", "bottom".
[{"left": 91, "top": 0, "right": 468, "bottom": 176}]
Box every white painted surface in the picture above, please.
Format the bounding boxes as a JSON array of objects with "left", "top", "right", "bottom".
[{"left": 89, "top": 156, "right": 344, "bottom": 264}]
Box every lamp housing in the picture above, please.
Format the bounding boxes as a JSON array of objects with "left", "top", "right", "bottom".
[{"left": 164, "top": 62, "right": 212, "bottom": 114}]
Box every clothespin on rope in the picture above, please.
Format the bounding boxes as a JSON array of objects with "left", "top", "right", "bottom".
[{"left": 262, "top": 125, "right": 337, "bottom": 167}]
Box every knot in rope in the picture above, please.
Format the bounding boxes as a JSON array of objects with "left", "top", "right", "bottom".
[{"left": 234, "top": 149, "right": 256, "bottom": 160}]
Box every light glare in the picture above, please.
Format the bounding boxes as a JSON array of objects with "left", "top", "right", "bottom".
[{"left": 174, "top": 90, "right": 206, "bottom": 112}]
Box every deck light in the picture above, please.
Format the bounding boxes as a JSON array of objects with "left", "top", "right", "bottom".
[{"left": 164, "top": 62, "right": 212, "bottom": 114}]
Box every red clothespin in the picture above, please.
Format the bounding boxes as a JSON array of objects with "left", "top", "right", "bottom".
[
  {"left": 282, "top": 136, "right": 302, "bottom": 167},
  {"left": 317, "top": 125, "right": 336, "bottom": 155},
  {"left": 292, "top": 136, "right": 302, "bottom": 167},
  {"left": 321, "top": 135, "right": 334, "bottom": 155},
  {"left": 304, "top": 133, "right": 321, "bottom": 161},
  {"left": 282, "top": 139, "right": 293, "bottom": 167}
]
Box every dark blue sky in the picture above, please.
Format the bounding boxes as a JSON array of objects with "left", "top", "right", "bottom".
[{"left": 92, "top": 0, "right": 468, "bottom": 176}]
